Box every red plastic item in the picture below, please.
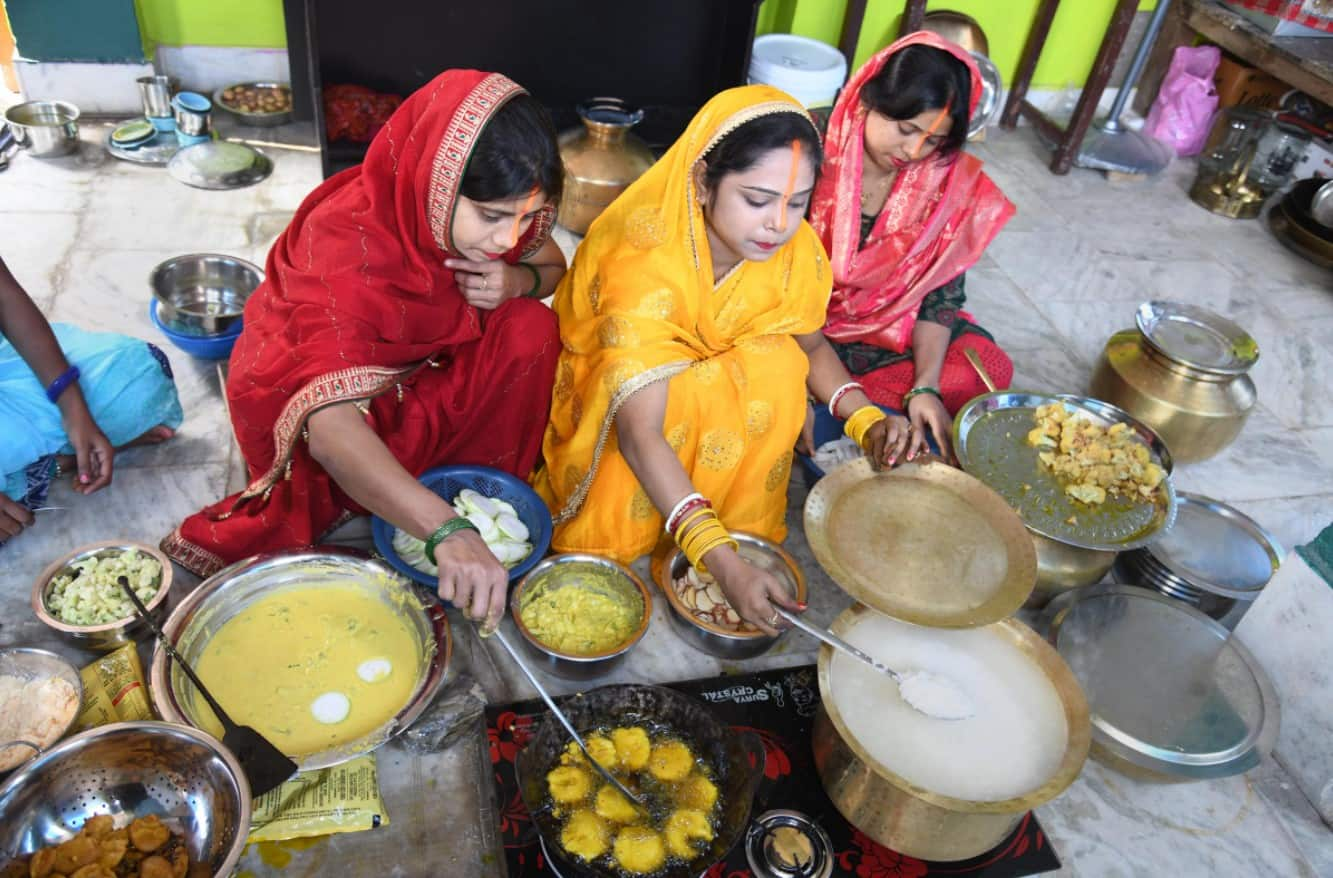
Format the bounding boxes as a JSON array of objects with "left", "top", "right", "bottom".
[{"left": 323, "top": 84, "right": 404, "bottom": 143}]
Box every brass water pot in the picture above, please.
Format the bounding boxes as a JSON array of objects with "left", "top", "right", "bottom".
[
  {"left": 812, "top": 605, "right": 1090, "bottom": 861},
  {"left": 557, "top": 98, "right": 654, "bottom": 235},
  {"left": 1091, "top": 329, "right": 1257, "bottom": 464},
  {"left": 1028, "top": 534, "right": 1117, "bottom": 608}
]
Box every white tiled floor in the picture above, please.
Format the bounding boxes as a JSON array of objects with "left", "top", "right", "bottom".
[{"left": 0, "top": 118, "right": 1329, "bottom": 875}]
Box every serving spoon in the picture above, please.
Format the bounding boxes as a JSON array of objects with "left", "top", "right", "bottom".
[
  {"left": 776, "top": 609, "right": 975, "bottom": 721},
  {"left": 486, "top": 624, "right": 644, "bottom": 807}
]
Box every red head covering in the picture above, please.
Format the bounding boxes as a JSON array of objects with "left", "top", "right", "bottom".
[
  {"left": 225, "top": 70, "right": 555, "bottom": 495},
  {"left": 809, "top": 32, "right": 1015, "bottom": 351}
]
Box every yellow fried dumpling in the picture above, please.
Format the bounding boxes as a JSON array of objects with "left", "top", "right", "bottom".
[
  {"left": 595, "top": 784, "right": 641, "bottom": 824},
  {"left": 561, "top": 810, "right": 609, "bottom": 861},
  {"left": 547, "top": 765, "right": 593, "bottom": 805},
  {"left": 585, "top": 735, "right": 618, "bottom": 770},
  {"left": 611, "top": 727, "right": 651, "bottom": 771},
  {"left": 613, "top": 825, "right": 666, "bottom": 875},
  {"left": 648, "top": 740, "right": 694, "bottom": 782},
  {"left": 665, "top": 809, "right": 714, "bottom": 859},
  {"left": 674, "top": 772, "right": 718, "bottom": 811}
]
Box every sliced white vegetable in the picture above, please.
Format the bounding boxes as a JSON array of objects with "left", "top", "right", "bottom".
[
  {"left": 492, "top": 498, "right": 519, "bottom": 519},
  {"left": 495, "top": 513, "right": 529, "bottom": 542},
  {"left": 357, "top": 658, "right": 393, "bottom": 683},
  {"left": 311, "top": 692, "right": 351, "bottom": 724},
  {"left": 492, "top": 540, "right": 531, "bottom": 567},
  {"left": 467, "top": 512, "right": 500, "bottom": 542}
]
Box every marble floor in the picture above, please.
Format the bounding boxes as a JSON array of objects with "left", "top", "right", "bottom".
[{"left": 0, "top": 115, "right": 1329, "bottom": 877}]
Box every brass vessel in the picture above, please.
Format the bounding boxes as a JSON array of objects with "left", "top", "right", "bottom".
[
  {"left": 556, "top": 98, "right": 654, "bottom": 235},
  {"left": 1029, "top": 533, "right": 1117, "bottom": 608},
  {"left": 813, "top": 604, "right": 1090, "bottom": 861},
  {"left": 1091, "top": 329, "right": 1257, "bottom": 464}
]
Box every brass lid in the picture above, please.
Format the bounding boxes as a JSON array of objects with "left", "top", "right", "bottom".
[{"left": 802, "top": 458, "right": 1036, "bottom": 628}]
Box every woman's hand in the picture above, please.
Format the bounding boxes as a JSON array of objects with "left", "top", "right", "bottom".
[
  {"left": 433, "top": 528, "right": 509, "bottom": 631},
  {"left": 0, "top": 492, "right": 34, "bottom": 541},
  {"left": 796, "top": 402, "right": 817, "bottom": 456},
  {"left": 860, "top": 414, "right": 912, "bottom": 470},
  {"left": 906, "top": 393, "right": 954, "bottom": 464},
  {"left": 706, "top": 546, "right": 804, "bottom": 636},
  {"left": 445, "top": 258, "right": 524, "bottom": 310},
  {"left": 61, "top": 406, "right": 114, "bottom": 494}
]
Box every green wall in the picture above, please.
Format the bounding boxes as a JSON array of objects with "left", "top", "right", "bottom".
[
  {"left": 8, "top": 0, "right": 145, "bottom": 61},
  {"left": 134, "top": 0, "right": 285, "bottom": 49},
  {"left": 756, "top": 0, "right": 1158, "bottom": 89}
]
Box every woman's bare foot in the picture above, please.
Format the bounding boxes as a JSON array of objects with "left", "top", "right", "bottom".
[{"left": 123, "top": 425, "right": 175, "bottom": 449}]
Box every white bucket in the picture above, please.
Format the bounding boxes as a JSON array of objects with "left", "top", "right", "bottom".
[{"left": 748, "top": 34, "right": 848, "bottom": 109}]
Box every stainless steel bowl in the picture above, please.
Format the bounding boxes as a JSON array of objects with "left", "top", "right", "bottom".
[
  {"left": 654, "top": 532, "right": 806, "bottom": 659},
  {"left": 4, "top": 101, "right": 80, "bottom": 158},
  {"left": 212, "top": 81, "right": 294, "bottom": 127},
  {"left": 149, "top": 253, "right": 262, "bottom": 336},
  {"left": 149, "top": 547, "right": 451, "bottom": 771},
  {"left": 0, "top": 649, "right": 83, "bottom": 774},
  {"left": 136, "top": 75, "right": 177, "bottom": 118},
  {"left": 510, "top": 553, "right": 651, "bottom": 679},
  {"left": 172, "top": 96, "right": 212, "bottom": 136},
  {"left": 0, "top": 721, "right": 250, "bottom": 877},
  {"left": 31, "top": 541, "right": 173, "bottom": 652}
]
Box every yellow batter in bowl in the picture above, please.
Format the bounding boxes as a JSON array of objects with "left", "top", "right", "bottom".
[{"left": 192, "top": 584, "right": 424, "bottom": 756}]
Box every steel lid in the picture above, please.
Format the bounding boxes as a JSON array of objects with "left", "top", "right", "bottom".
[
  {"left": 1145, "top": 493, "right": 1283, "bottom": 597},
  {"left": 167, "top": 140, "right": 273, "bottom": 190},
  {"left": 1135, "top": 301, "right": 1259, "bottom": 375},
  {"left": 1042, "top": 584, "right": 1278, "bottom": 780},
  {"left": 745, "top": 810, "right": 834, "bottom": 878}
]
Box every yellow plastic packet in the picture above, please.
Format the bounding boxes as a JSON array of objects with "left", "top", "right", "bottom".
[
  {"left": 248, "top": 754, "right": 388, "bottom": 843},
  {"left": 73, "top": 644, "right": 153, "bottom": 731}
]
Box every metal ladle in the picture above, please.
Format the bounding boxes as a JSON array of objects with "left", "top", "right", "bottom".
[
  {"left": 486, "top": 624, "right": 644, "bottom": 806},
  {"left": 776, "top": 609, "right": 975, "bottom": 721}
]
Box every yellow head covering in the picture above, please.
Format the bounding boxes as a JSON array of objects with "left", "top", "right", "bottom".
[{"left": 541, "top": 86, "right": 831, "bottom": 540}]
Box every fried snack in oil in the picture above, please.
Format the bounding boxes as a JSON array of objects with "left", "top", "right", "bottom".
[
  {"left": 560, "top": 810, "right": 610, "bottom": 861},
  {"left": 547, "top": 765, "right": 593, "bottom": 805},
  {"left": 594, "top": 785, "right": 641, "bottom": 824},
  {"left": 664, "top": 809, "right": 714, "bottom": 859},
  {"left": 610, "top": 727, "right": 651, "bottom": 771},
  {"left": 648, "top": 740, "right": 694, "bottom": 782},
  {"left": 613, "top": 825, "right": 666, "bottom": 875},
  {"left": 563, "top": 735, "right": 618, "bottom": 771},
  {"left": 1027, "top": 403, "right": 1164, "bottom": 505},
  {"left": 673, "top": 772, "right": 718, "bottom": 811}
]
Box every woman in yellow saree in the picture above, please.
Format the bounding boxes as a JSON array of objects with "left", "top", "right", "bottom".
[{"left": 537, "top": 86, "right": 907, "bottom": 634}]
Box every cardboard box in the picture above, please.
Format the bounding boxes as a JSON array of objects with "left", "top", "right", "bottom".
[{"left": 1214, "top": 56, "right": 1292, "bottom": 109}]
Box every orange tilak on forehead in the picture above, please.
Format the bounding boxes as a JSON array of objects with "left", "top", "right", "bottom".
[
  {"left": 911, "top": 101, "right": 952, "bottom": 159},
  {"left": 509, "top": 187, "right": 541, "bottom": 246},
  {"left": 776, "top": 139, "right": 803, "bottom": 232}
]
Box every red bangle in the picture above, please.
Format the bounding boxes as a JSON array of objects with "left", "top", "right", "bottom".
[{"left": 667, "top": 497, "right": 711, "bottom": 535}]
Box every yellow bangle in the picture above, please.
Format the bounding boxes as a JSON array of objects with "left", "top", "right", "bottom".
[
  {"left": 843, "top": 405, "right": 886, "bottom": 448},
  {"left": 674, "top": 507, "right": 714, "bottom": 540},
  {"left": 693, "top": 535, "right": 738, "bottom": 575},
  {"left": 680, "top": 517, "right": 723, "bottom": 561}
]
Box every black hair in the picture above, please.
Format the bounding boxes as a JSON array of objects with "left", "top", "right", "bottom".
[
  {"left": 700, "top": 112, "right": 823, "bottom": 192},
  {"left": 861, "top": 44, "right": 971, "bottom": 155},
  {"left": 461, "top": 93, "right": 563, "bottom": 204}
]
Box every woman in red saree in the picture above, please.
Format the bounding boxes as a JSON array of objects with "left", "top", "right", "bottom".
[
  {"left": 809, "top": 33, "right": 1016, "bottom": 460},
  {"left": 163, "top": 71, "right": 565, "bottom": 627}
]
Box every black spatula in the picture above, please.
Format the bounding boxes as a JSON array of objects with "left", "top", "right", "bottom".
[{"left": 119, "top": 576, "right": 298, "bottom": 796}]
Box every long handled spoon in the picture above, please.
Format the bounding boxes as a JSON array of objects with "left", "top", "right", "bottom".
[
  {"left": 964, "top": 348, "right": 999, "bottom": 394},
  {"left": 487, "top": 624, "right": 644, "bottom": 807},
  {"left": 119, "top": 577, "right": 298, "bottom": 795},
  {"left": 776, "top": 609, "right": 975, "bottom": 721}
]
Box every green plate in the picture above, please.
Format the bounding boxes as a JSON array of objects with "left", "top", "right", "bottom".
[{"left": 111, "top": 119, "right": 155, "bottom": 145}]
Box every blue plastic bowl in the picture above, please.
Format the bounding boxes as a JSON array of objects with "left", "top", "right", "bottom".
[
  {"left": 371, "top": 464, "right": 553, "bottom": 589},
  {"left": 148, "top": 300, "right": 241, "bottom": 360}
]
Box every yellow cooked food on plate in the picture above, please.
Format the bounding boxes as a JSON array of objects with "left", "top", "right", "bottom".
[
  {"left": 1026, "top": 403, "right": 1165, "bottom": 505},
  {"left": 665, "top": 809, "right": 714, "bottom": 859},
  {"left": 519, "top": 577, "right": 641, "bottom": 656},
  {"left": 648, "top": 739, "right": 694, "bottom": 782},
  {"left": 561, "top": 809, "right": 610, "bottom": 861},
  {"left": 611, "top": 726, "right": 651, "bottom": 771},
  {"left": 613, "top": 825, "right": 666, "bottom": 875},
  {"left": 545, "top": 725, "right": 722, "bottom": 871}
]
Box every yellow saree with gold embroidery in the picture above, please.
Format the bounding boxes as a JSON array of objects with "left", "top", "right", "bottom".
[{"left": 536, "top": 86, "right": 831, "bottom": 563}]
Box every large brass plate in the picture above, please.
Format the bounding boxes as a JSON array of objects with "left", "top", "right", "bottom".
[{"left": 804, "top": 458, "right": 1036, "bottom": 627}]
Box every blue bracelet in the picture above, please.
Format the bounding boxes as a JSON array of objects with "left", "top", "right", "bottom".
[{"left": 45, "top": 365, "right": 80, "bottom": 403}]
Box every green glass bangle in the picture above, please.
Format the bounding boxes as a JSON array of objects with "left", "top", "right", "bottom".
[
  {"left": 902, "top": 386, "right": 942, "bottom": 406},
  {"left": 519, "top": 262, "right": 542, "bottom": 298},
  {"left": 424, "top": 517, "right": 480, "bottom": 564}
]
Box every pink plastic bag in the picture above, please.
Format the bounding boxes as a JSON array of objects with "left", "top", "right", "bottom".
[{"left": 1145, "top": 45, "right": 1221, "bottom": 157}]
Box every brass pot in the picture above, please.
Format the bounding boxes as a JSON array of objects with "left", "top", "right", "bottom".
[
  {"left": 1090, "top": 329, "right": 1257, "bottom": 464},
  {"left": 556, "top": 98, "right": 654, "bottom": 235},
  {"left": 813, "top": 605, "right": 1090, "bottom": 861},
  {"left": 1027, "top": 532, "right": 1117, "bottom": 609}
]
